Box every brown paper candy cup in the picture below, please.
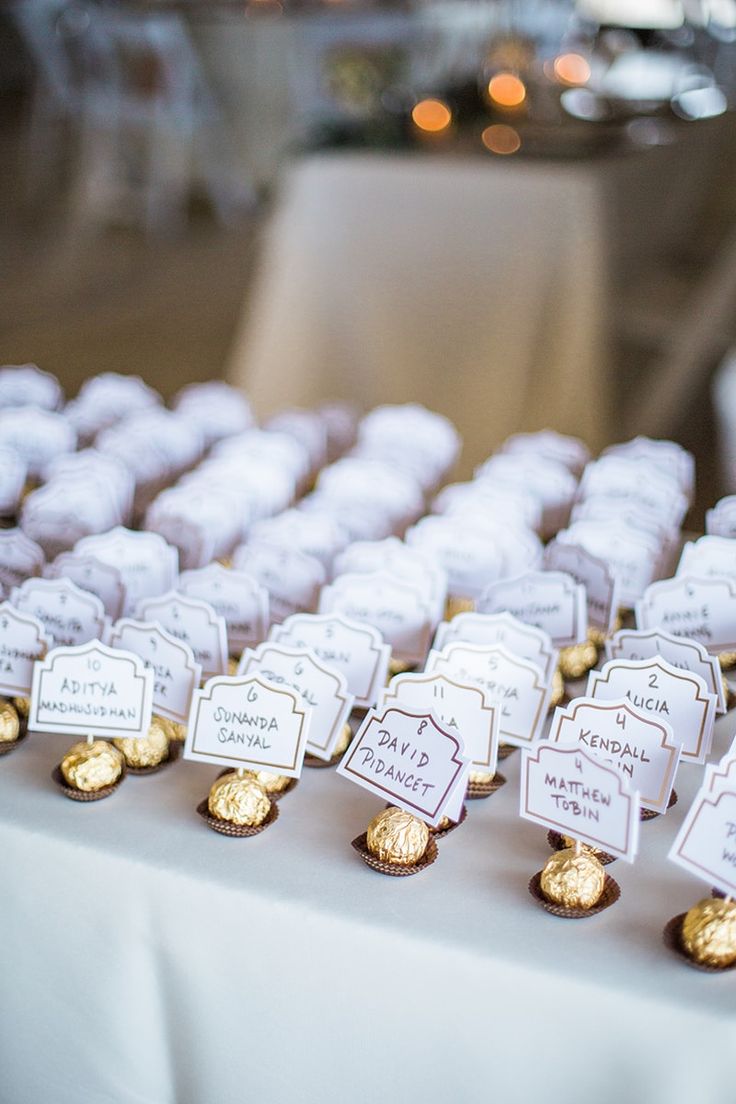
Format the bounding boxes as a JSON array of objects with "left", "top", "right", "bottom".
[
  {"left": 0, "top": 729, "right": 28, "bottom": 757},
  {"left": 304, "top": 750, "right": 343, "bottom": 769},
  {"left": 466, "top": 772, "right": 507, "bottom": 800},
  {"left": 546, "top": 830, "right": 617, "bottom": 865},
  {"left": 662, "top": 913, "right": 736, "bottom": 973},
  {"left": 126, "top": 740, "right": 181, "bottom": 776},
  {"left": 196, "top": 797, "right": 279, "bottom": 837},
  {"left": 430, "top": 803, "right": 468, "bottom": 839},
  {"left": 351, "top": 832, "right": 438, "bottom": 876},
  {"left": 528, "top": 871, "right": 620, "bottom": 918},
  {"left": 497, "top": 744, "right": 517, "bottom": 761},
  {"left": 640, "top": 789, "right": 678, "bottom": 821},
  {"left": 51, "top": 761, "right": 127, "bottom": 802}
]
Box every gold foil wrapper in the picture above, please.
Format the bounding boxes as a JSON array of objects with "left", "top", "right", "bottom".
[
  {"left": 388, "top": 658, "right": 415, "bottom": 678},
  {"left": 681, "top": 898, "right": 736, "bottom": 967},
  {"left": 60, "top": 740, "right": 124, "bottom": 791},
  {"left": 469, "top": 768, "right": 495, "bottom": 785},
  {"left": 444, "top": 595, "right": 475, "bottom": 620},
  {"left": 161, "top": 718, "right": 186, "bottom": 742},
  {"left": 540, "top": 847, "right": 605, "bottom": 909},
  {"left": 0, "top": 701, "right": 20, "bottom": 743},
  {"left": 366, "top": 806, "right": 429, "bottom": 866},
  {"left": 549, "top": 668, "right": 565, "bottom": 709},
  {"left": 558, "top": 640, "right": 598, "bottom": 681},
  {"left": 208, "top": 774, "right": 271, "bottom": 826},
  {"left": 333, "top": 722, "right": 352, "bottom": 758},
  {"left": 720, "top": 652, "right": 736, "bottom": 671},
  {"left": 113, "top": 718, "right": 170, "bottom": 768},
  {"left": 227, "top": 657, "right": 239, "bottom": 676},
  {"left": 12, "top": 696, "right": 30, "bottom": 721},
  {"left": 244, "top": 768, "right": 291, "bottom": 794}
]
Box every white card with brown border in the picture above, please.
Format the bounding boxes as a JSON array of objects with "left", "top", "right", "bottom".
[
  {"left": 669, "top": 786, "right": 736, "bottom": 898},
  {"left": 320, "top": 570, "right": 435, "bottom": 665},
  {"left": 184, "top": 674, "right": 309, "bottom": 776},
  {"left": 337, "top": 705, "right": 468, "bottom": 828},
  {"left": 0, "top": 601, "right": 49, "bottom": 697},
  {"left": 76, "top": 527, "right": 178, "bottom": 617},
  {"left": 547, "top": 696, "right": 681, "bottom": 815},
  {"left": 382, "top": 671, "right": 499, "bottom": 778},
  {"left": 586, "top": 656, "right": 716, "bottom": 765},
  {"left": 0, "top": 529, "right": 45, "bottom": 593},
  {"left": 520, "top": 743, "right": 640, "bottom": 861},
  {"left": 433, "top": 611, "right": 558, "bottom": 685},
  {"left": 269, "top": 612, "right": 390, "bottom": 709},
  {"left": 706, "top": 497, "right": 736, "bottom": 539},
  {"left": 605, "top": 627, "right": 726, "bottom": 714},
  {"left": 29, "top": 639, "right": 153, "bottom": 739},
  {"left": 108, "top": 619, "right": 201, "bottom": 724},
  {"left": 237, "top": 642, "right": 353, "bottom": 761},
  {"left": 136, "top": 591, "right": 228, "bottom": 679},
  {"left": 543, "top": 539, "right": 620, "bottom": 635},
  {"left": 46, "top": 551, "right": 127, "bottom": 621},
  {"left": 476, "top": 570, "right": 587, "bottom": 648},
  {"left": 426, "top": 642, "right": 551, "bottom": 747},
  {"left": 178, "top": 563, "right": 269, "bottom": 654},
  {"left": 636, "top": 575, "right": 736, "bottom": 654},
  {"left": 11, "top": 576, "right": 108, "bottom": 649}
]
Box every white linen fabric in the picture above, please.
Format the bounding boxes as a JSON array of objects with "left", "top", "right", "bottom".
[{"left": 1, "top": 702, "right": 735, "bottom": 1104}]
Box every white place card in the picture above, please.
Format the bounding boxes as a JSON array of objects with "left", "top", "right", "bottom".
[
  {"left": 0, "top": 447, "right": 27, "bottom": 516},
  {"left": 587, "top": 656, "right": 716, "bottom": 765},
  {"left": 706, "top": 496, "right": 736, "bottom": 539},
  {"left": 477, "top": 570, "right": 587, "bottom": 648},
  {"left": 232, "top": 542, "right": 325, "bottom": 624},
  {"left": 501, "top": 429, "right": 590, "bottom": 476},
  {"left": 185, "top": 674, "right": 309, "bottom": 776},
  {"left": 606, "top": 627, "right": 726, "bottom": 714},
  {"left": 0, "top": 406, "right": 75, "bottom": 478},
  {"left": 337, "top": 704, "right": 468, "bottom": 828},
  {"left": 45, "top": 551, "right": 127, "bottom": 621},
  {"left": 704, "top": 755, "right": 736, "bottom": 795},
  {"left": 334, "top": 537, "right": 447, "bottom": 622},
  {"left": 269, "top": 612, "right": 390, "bottom": 708},
  {"left": 108, "top": 619, "right": 201, "bottom": 724},
  {"left": 76, "top": 527, "right": 178, "bottom": 617},
  {"left": 677, "top": 536, "right": 736, "bottom": 583},
  {"left": 237, "top": 642, "right": 353, "bottom": 761},
  {"left": 520, "top": 743, "right": 640, "bottom": 861},
  {"left": 0, "top": 601, "right": 49, "bottom": 697},
  {"left": 0, "top": 363, "right": 62, "bottom": 410},
  {"left": 603, "top": 436, "right": 694, "bottom": 501},
  {"left": 426, "top": 642, "right": 551, "bottom": 746},
  {"left": 136, "top": 591, "right": 228, "bottom": 680},
  {"left": 405, "top": 516, "right": 505, "bottom": 600},
  {"left": 636, "top": 575, "right": 736, "bottom": 654},
  {"left": 548, "top": 696, "right": 680, "bottom": 814},
  {"left": 383, "top": 671, "right": 499, "bottom": 775},
  {"left": 0, "top": 529, "right": 45, "bottom": 592},
  {"left": 544, "top": 539, "right": 620, "bottom": 634},
  {"left": 11, "top": 577, "right": 107, "bottom": 648},
  {"left": 433, "top": 611, "right": 558, "bottom": 685},
  {"left": 320, "top": 571, "right": 435, "bottom": 665},
  {"left": 29, "top": 639, "right": 153, "bottom": 739},
  {"left": 178, "top": 563, "right": 269, "bottom": 655},
  {"left": 558, "top": 521, "right": 659, "bottom": 608},
  {"left": 669, "top": 788, "right": 736, "bottom": 899}
]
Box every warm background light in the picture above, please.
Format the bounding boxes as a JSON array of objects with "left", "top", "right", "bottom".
[
  {"left": 481, "top": 124, "right": 522, "bottom": 155},
  {"left": 411, "top": 98, "right": 453, "bottom": 133},
  {"left": 487, "top": 73, "right": 527, "bottom": 107},
  {"left": 553, "top": 53, "right": 592, "bottom": 86}
]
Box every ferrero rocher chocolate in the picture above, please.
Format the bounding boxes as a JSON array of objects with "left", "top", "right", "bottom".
[
  {"left": 469, "top": 768, "right": 495, "bottom": 785},
  {"left": 366, "top": 806, "right": 429, "bottom": 866},
  {"left": 60, "top": 740, "right": 124, "bottom": 792},
  {"left": 0, "top": 700, "right": 20, "bottom": 743},
  {"left": 444, "top": 596, "right": 474, "bottom": 620},
  {"left": 587, "top": 613, "right": 622, "bottom": 650},
  {"left": 549, "top": 668, "right": 564, "bottom": 709},
  {"left": 208, "top": 774, "right": 271, "bottom": 826},
  {"left": 719, "top": 651, "right": 736, "bottom": 671},
  {"left": 12, "top": 696, "right": 30, "bottom": 721},
  {"left": 430, "top": 814, "right": 453, "bottom": 832},
  {"left": 333, "top": 722, "right": 352, "bottom": 758},
  {"left": 558, "top": 640, "right": 598, "bottom": 681},
  {"left": 113, "top": 718, "right": 170, "bottom": 768},
  {"left": 540, "top": 847, "right": 605, "bottom": 909},
  {"left": 245, "top": 768, "right": 291, "bottom": 794},
  {"left": 227, "top": 657, "right": 239, "bottom": 676},
  {"left": 162, "top": 718, "right": 187, "bottom": 742},
  {"left": 681, "top": 897, "right": 736, "bottom": 967},
  {"left": 388, "top": 658, "right": 415, "bottom": 677}
]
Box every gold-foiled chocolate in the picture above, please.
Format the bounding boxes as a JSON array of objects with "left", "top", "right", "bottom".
[
  {"left": 549, "top": 668, "right": 565, "bottom": 709},
  {"left": 681, "top": 898, "right": 736, "bottom": 967},
  {"left": 469, "top": 768, "right": 495, "bottom": 785},
  {"left": 60, "top": 740, "right": 124, "bottom": 791},
  {"left": 162, "top": 718, "right": 186, "bottom": 742},
  {"left": 366, "top": 806, "right": 429, "bottom": 865},
  {"left": 719, "top": 651, "right": 736, "bottom": 671},
  {"left": 587, "top": 612, "right": 622, "bottom": 650},
  {"left": 227, "top": 657, "right": 239, "bottom": 676},
  {"left": 540, "top": 847, "right": 605, "bottom": 909},
  {"left": 333, "top": 722, "right": 352, "bottom": 758},
  {"left": 245, "top": 768, "right": 290, "bottom": 794},
  {"left": 444, "top": 595, "right": 475, "bottom": 620},
  {"left": 113, "top": 718, "right": 170, "bottom": 768},
  {"left": 558, "top": 639, "right": 598, "bottom": 681},
  {"left": 388, "top": 658, "right": 415, "bottom": 677},
  {"left": 0, "top": 701, "right": 20, "bottom": 743},
  {"left": 561, "top": 834, "right": 606, "bottom": 860},
  {"left": 12, "top": 696, "right": 30, "bottom": 721},
  {"left": 430, "top": 814, "right": 453, "bottom": 833},
  {"left": 208, "top": 774, "right": 271, "bottom": 826}
]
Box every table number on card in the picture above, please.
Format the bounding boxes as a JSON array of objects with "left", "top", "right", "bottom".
[
  {"left": 136, "top": 591, "right": 228, "bottom": 680},
  {"left": 237, "top": 642, "right": 353, "bottom": 761},
  {"left": 520, "top": 744, "right": 640, "bottom": 861},
  {"left": 383, "top": 671, "right": 499, "bottom": 777},
  {"left": 320, "top": 571, "right": 435, "bottom": 665},
  {"left": 636, "top": 575, "right": 736, "bottom": 654},
  {"left": 476, "top": 571, "right": 586, "bottom": 648},
  {"left": 548, "top": 697, "right": 680, "bottom": 815},
  {"left": 669, "top": 788, "right": 736, "bottom": 899},
  {"left": 544, "top": 540, "right": 620, "bottom": 634},
  {"left": 108, "top": 619, "right": 201, "bottom": 725},
  {"left": 11, "top": 577, "right": 107, "bottom": 649},
  {"left": 433, "top": 611, "right": 558, "bottom": 684},
  {"left": 605, "top": 627, "right": 726, "bottom": 714},
  {"left": 29, "top": 640, "right": 153, "bottom": 739},
  {"left": 587, "top": 656, "right": 716, "bottom": 764},
  {"left": 0, "top": 601, "right": 49, "bottom": 697},
  {"left": 337, "top": 705, "right": 468, "bottom": 828},
  {"left": 269, "top": 613, "right": 390, "bottom": 708},
  {"left": 45, "top": 552, "right": 127, "bottom": 621},
  {"left": 426, "top": 642, "right": 551, "bottom": 746},
  {"left": 184, "top": 675, "right": 309, "bottom": 777}
]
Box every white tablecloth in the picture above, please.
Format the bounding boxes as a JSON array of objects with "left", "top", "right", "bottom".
[{"left": 2, "top": 698, "right": 735, "bottom": 1104}]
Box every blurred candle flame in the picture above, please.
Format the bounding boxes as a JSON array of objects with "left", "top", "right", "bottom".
[
  {"left": 553, "top": 53, "right": 591, "bottom": 86},
  {"left": 487, "top": 73, "right": 527, "bottom": 108},
  {"left": 481, "top": 124, "right": 521, "bottom": 155},
  {"left": 411, "top": 98, "right": 452, "bottom": 133}
]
